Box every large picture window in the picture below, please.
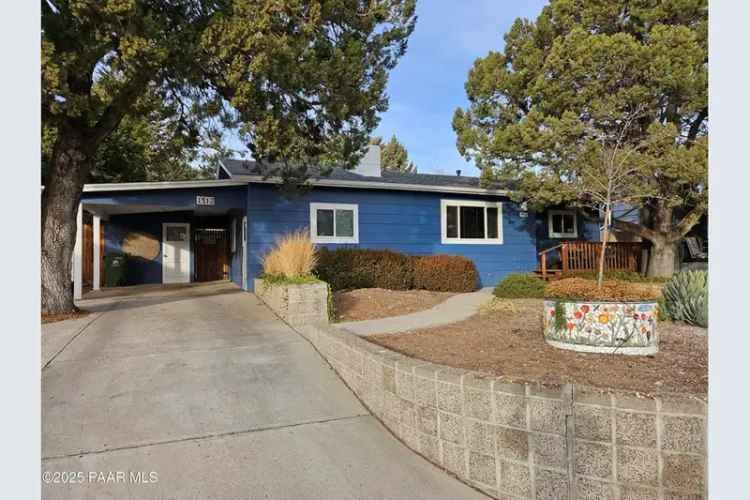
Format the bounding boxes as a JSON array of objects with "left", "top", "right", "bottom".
[
  {"left": 441, "top": 200, "right": 503, "bottom": 244},
  {"left": 548, "top": 210, "right": 578, "bottom": 238},
  {"left": 310, "top": 203, "right": 359, "bottom": 244}
]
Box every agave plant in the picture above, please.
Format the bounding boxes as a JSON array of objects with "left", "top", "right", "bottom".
[{"left": 661, "top": 271, "right": 708, "bottom": 327}]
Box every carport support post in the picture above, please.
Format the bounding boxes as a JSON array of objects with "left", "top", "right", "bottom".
[
  {"left": 72, "top": 203, "right": 83, "bottom": 301},
  {"left": 93, "top": 215, "right": 101, "bottom": 291}
]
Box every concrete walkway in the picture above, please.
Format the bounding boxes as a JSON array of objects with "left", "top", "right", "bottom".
[
  {"left": 337, "top": 288, "right": 493, "bottom": 336},
  {"left": 42, "top": 282, "right": 486, "bottom": 500}
]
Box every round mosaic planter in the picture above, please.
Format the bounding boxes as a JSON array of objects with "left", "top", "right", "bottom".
[{"left": 543, "top": 299, "right": 659, "bottom": 355}]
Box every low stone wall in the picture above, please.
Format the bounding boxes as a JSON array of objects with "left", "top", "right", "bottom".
[
  {"left": 296, "top": 322, "right": 707, "bottom": 500},
  {"left": 254, "top": 279, "right": 329, "bottom": 326}
]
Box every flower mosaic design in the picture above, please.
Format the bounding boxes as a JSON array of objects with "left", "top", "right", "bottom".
[{"left": 543, "top": 300, "right": 658, "bottom": 349}]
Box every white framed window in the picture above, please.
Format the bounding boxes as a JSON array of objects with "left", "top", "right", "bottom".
[
  {"left": 440, "top": 199, "right": 503, "bottom": 244},
  {"left": 548, "top": 210, "right": 578, "bottom": 238},
  {"left": 310, "top": 203, "right": 359, "bottom": 244}
]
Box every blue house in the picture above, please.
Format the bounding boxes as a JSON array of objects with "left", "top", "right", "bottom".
[{"left": 73, "top": 146, "right": 615, "bottom": 298}]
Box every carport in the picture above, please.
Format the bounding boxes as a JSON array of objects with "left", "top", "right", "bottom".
[{"left": 73, "top": 179, "right": 249, "bottom": 299}]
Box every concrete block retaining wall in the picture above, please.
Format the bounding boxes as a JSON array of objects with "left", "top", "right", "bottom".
[
  {"left": 254, "top": 279, "right": 329, "bottom": 326},
  {"left": 295, "top": 322, "right": 707, "bottom": 500}
]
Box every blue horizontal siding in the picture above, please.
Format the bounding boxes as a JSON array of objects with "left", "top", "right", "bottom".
[
  {"left": 84, "top": 183, "right": 608, "bottom": 291},
  {"left": 613, "top": 203, "right": 640, "bottom": 223},
  {"left": 536, "top": 210, "right": 600, "bottom": 252},
  {"left": 104, "top": 212, "right": 192, "bottom": 286},
  {"left": 229, "top": 216, "right": 243, "bottom": 287},
  {"left": 246, "top": 184, "right": 538, "bottom": 290}
]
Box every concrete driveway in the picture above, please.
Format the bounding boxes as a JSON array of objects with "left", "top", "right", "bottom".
[{"left": 42, "top": 282, "right": 486, "bottom": 500}]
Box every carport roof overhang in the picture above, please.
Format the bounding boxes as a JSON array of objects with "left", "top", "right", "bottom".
[
  {"left": 81, "top": 202, "right": 236, "bottom": 217},
  {"left": 81, "top": 179, "right": 249, "bottom": 217},
  {"left": 82, "top": 179, "right": 249, "bottom": 192}
]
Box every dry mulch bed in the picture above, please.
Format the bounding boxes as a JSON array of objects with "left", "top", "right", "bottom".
[
  {"left": 368, "top": 298, "right": 707, "bottom": 396},
  {"left": 41, "top": 309, "right": 90, "bottom": 324},
  {"left": 334, "top": 288, "right": 455, "bottom": 322}
]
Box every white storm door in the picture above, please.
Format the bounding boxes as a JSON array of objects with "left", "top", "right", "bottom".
[{"left": 162, "top": 223, "right": 191, "bottom": 284}]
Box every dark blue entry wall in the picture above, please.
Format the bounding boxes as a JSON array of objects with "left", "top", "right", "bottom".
[
  {"left": 105, "top": 211, "right": 191, "bottom": 285},
  {"left": 246, "top": 184, "right": 538, "bottom": 290},
  {"left": 104, "top": 212, "right": 238, "bottom": 286}
]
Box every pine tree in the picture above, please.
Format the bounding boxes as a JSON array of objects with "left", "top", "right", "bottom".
[{"left": 453, "top": 0, "right": 707, "bottom": 277}]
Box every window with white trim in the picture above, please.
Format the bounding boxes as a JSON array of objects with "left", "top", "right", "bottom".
[
  {"left": 548, "top": 210, "right": 578, "bottom": 238},
  {"left": 440, "top": 199, "right": 503, "bottom": 244},
  {"left": 310, "top": 203, "right": 359, "bottom": 244}
]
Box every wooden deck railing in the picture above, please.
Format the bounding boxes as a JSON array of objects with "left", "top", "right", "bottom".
[{"left": 538, "top": 241, "right": 644, "bottom": 280}]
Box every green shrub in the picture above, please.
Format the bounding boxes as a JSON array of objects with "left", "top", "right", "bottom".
[
  {"left": 493, "top": 274, "right": 545, "bottom": 298},
  {"left": 656, "top": 296, "right": 671, "bottom": 321},
  {"left": 315, "top": 248, "right": 415, "bottom": 291},
  {"left": 413, "top": 255, "right": 479, "bottom": 292},
  {"left": 661, "top": 270, "right": 708, "bottom": 327}
]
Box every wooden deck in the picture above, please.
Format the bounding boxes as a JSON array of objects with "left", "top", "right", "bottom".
[{"left": 536, "top": 241, "right": 644, "bottom": 280}]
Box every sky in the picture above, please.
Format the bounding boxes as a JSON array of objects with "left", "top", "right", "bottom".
[
  {"left": 224, "top": 1, "right": 549, "bottom": 176},
  {"left": 372, "top": 0, "right": 548, "bottom": 175}
]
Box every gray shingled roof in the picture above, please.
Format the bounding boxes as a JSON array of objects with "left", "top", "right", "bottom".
[{"left": 220, "top": 158, "right": 511, "bottom": 190}]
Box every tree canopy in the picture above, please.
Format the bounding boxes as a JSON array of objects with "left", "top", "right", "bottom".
[
  {"left": 370, "top": 134, "right": 416, "bottom": 173},
  {"left": 452, "top": 0, "right": 707, "bottom": 276},
  {"left": 43, "top": 0, "right": 417, "bottom": 181},
  {"left": 42, "top": 87, "right": 216, "bottom": 184},
  {"left": 41, "top": 0, "right": 417, "bottom": 314}
]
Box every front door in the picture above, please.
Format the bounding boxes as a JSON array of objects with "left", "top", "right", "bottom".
[
  {"left": 195, "top": 228, "right": 229, "bottom": 282},
  {"left": 162, "top": 223, "right": 191, "bottom": 284}
]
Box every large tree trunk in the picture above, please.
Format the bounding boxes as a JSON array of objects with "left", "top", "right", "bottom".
[
  {"left": 647, "top": 237, "right": 679, "bottom": 278},
  {"left": 645, "top": 204, "right": 679, "bottom": 278},
  {"left": 41, "top": 130, "right": 92, "bottom": 315},
  {"left": 613, "top": 202, "right": 704, "bottom": 279}
]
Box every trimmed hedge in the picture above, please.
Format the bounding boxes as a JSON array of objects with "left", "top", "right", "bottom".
[
  {"left": 315, "top": 248, "right": 414, "bottom": 291},
  {"left": 493, "top": 273, "right": 546, "bottom": 298},
  {"left": 314, "top": 248, "right": 479, "bottom": 293},
  {"left": 413, "top": 255, "right": 479, "bottom": 293}
]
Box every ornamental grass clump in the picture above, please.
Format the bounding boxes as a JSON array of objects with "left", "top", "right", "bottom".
[
  {"left": 661, "top": 270, "right": 708, "bottom": 327},
  {"left": 545, "top": 277, "right": 661, "bottom": 302},
  {"left": 261, "top": 229, "right": 317, "bottom": 280}
]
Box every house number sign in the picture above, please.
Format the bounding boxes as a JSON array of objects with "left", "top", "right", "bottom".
[{"left": 196, "top": 195, "right": 215, "bottom": 206}]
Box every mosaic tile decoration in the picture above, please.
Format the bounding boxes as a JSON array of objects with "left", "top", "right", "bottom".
[{"left": 543, "top": 299, "right": 659, "bottom": 353}]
